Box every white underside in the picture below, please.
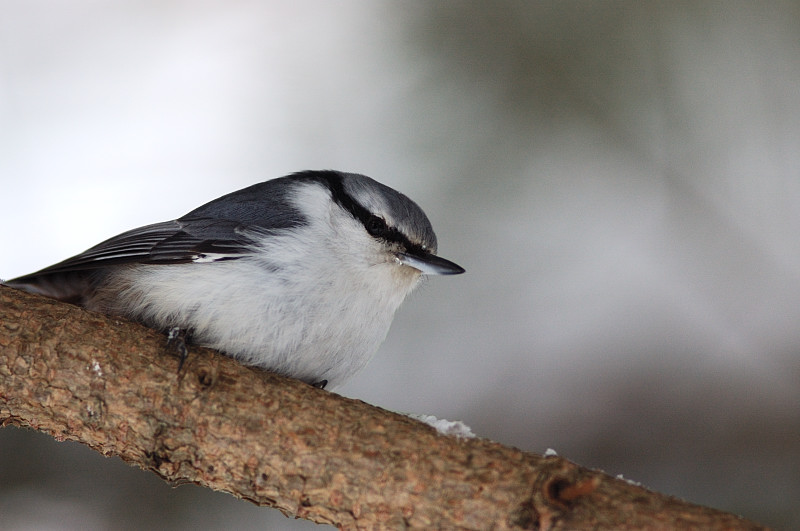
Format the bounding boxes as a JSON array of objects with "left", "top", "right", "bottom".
[{"left": 89, "top": 185, "right": 422, "bottom": 388}]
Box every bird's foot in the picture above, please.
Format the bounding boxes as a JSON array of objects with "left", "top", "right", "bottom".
[{"left": 167, "top": 326, "right": 191, "bottom": 371}]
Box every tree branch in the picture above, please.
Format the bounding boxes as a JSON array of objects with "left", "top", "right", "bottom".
[{"left": 0, "top": 285, "right": 766, "bottom": 529}]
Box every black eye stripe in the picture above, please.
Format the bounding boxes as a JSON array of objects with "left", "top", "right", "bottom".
[
  {"left": 366, "top": 215, "right": 386, "bottom": 234},
  {"left": 367, "top": 215, "right": 414, "bottom": 249},
  {"left": 317, "top": 172, "right": 420, "bottom": 251}
]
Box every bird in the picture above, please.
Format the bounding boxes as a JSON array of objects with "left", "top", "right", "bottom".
[{"left": 5, "top": 170, "right": 465, "bottom": 389}]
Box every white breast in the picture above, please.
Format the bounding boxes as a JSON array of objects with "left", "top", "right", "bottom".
[{"left": 94, "top": 184, "right": 422, "bottom": 388}]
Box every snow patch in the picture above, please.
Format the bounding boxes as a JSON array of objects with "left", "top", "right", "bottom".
[
  {"left": 615, "top": 474, "right": 643, "bottom": 487},
  {"left": 410, "top": 414, "right": 476, "bottom": 439}
]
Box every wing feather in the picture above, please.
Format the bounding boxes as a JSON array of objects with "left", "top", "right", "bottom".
[
  {"left": 10, "top": 219, "right": 256, "bottom": 282},
  {"left": 7, "top": 175, "right": 312, "bottom": 287}
]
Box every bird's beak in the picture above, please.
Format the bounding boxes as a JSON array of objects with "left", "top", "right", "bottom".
[{"left": 397, "top": 251, "right": 465, "bottom": 276}]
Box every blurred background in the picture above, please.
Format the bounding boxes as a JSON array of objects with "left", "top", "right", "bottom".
[{"left": 2, "top": 1, "right": 799, "bottom": 529}]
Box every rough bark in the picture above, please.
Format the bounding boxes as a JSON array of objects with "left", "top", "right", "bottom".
[{"left": 0, "top": 285, "right": 767, "bottom": 530}]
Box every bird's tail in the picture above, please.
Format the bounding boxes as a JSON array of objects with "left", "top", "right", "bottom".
[{"left": 3, "top": 271, "right": 96, "bottom": 306}]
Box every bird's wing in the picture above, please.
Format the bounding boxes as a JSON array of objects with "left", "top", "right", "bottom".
[
  {"left": 10, "top": 218, "right": 257, "bottom": 281},
  {"left": 8, "top": 176, "right": 312, "bottom": 283}
]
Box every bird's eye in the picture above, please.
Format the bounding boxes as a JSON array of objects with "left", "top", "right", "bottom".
[{"left": 365, "top": 215, "right": 388, "bottom": 237}]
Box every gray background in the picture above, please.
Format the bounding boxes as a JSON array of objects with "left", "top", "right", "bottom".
[{"left": 2, "top": 2, "right": 798, "bottom": 529}]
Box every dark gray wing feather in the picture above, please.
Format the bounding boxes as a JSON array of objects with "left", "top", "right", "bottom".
[
  {"left": 10, "top": 175, "right": 315, "bottom": 280},
  {"left": 4, "top": 174, "right": 318, "bottom": 304},
  {"left": 8, "top": 218, "right": 262, "bottom": 282}
]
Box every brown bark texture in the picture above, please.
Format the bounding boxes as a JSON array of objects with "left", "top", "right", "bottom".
[{"left": 0, "top": 285, "right": 767, "bottom": 530}]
